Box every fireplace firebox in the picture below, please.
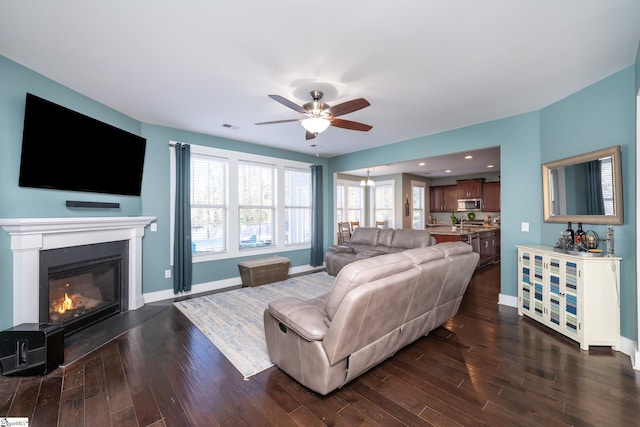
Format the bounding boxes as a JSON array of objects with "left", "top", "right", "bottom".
[{"left": 39, "top": 241, "right": 129, "bottom": 337}]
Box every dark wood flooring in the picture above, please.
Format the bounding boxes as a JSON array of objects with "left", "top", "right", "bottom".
[{"left": 2, "top": 263, "right": 639, "bottom": 426}]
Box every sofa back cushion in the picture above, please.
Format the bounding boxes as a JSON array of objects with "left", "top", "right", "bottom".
[
  {"left": 324, "top": 252, "right": 413, "bottom": 319},
  {"left": 388, "top": 229, "right": 432, "bottom": 253},
  {"left": 373, "top": 228, "right": 394, "bottom": 253},
  {"left": 349, "top": 227, "right": 380, "bottom": 253}
]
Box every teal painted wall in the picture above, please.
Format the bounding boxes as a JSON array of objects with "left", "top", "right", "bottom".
[
  {"left": 328, "top": 66, "right": 637, "bottom": 342},
  {"left": 0, "top": 56, "right": 326, "bottom": 328},
  {"left": 0, "top": 54, "right": 637, "bottom": 345},
  {"left": 139, "top": 123, "right": 326, "bottom": 293},
  {"left": 329, "top": 112, "right": 542, "bottom": 302},
  {"left": 540, "top": 66, "right": 637, "bottom": 340},
  {"left": 0, "top": 57, "right": 145, "bottom": 329}
]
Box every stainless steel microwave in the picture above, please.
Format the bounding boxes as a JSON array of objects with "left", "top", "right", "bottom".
[{"left": 457, "top": 198, "right": 483, "bottom": 212}]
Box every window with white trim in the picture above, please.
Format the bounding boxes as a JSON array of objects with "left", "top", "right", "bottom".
[
  {"left": 238, "top": 161, "right": 276, "bottom": 249},
  {"left": 171, "top": 143, "right": 312, "bottom": 262},
  {"left": 411, "top": 181, "right": 425, "bottom": 230},
  {"left": 284, "top": 167, "right": 311, "bottom": 245},
  {"left": 372, "top": 180, "right": 395, "bottom": 228},
  {"left": 191, "top": 154, "right": 228, "bottom": 253},
  {"left": 336, "top": 180, "right": 364, "bottom": 225}
]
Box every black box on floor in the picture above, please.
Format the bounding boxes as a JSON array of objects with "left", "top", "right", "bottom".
[{"left": 0, "top": 323, "right": 64, "bottom": 376}]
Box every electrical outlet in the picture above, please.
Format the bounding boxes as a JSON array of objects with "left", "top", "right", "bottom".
[
  {"left": 164, "top": 269, "right": 171, "bottom": 279},
  {"left": 521, "top": 222, "right": 529, "bottom": 232},
  {"left": 150, "top": 222, "right": 157, "bottom": 232}
]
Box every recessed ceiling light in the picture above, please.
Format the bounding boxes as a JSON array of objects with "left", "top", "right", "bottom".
[
  {"left": 464, "top": 155, "right": 473, "bottom": 159},
  {"left": 418, "top": 162, "right": 425, "bottom": 166},
  {"left": 445, "top": 169, "right": 452, "bottom": 173},
  {"left": 487, "top": 164, "right": 495, "bottom": 168}
]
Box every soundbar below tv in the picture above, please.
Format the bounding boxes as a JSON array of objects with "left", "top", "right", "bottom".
[{"left": 19, "top": 93, "right": 147, "bottom": 196}]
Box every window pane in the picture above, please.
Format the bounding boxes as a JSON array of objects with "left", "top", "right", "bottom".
[
  {"left": 239, "top": 162, "right": 274, "bottom": 205},
  {"left": 373, "top": 182, "right": 394, "bottom": 228},
  {"left": 191, "top": 207, "right": 226, "bottom": 253},
  {"left": 285, "top": 168, "right": 311, "bottom": 245},
  {"left": 191, "top": 155, "right": 228, "bottom": 254},
  {"left": 239, "top": 208, "right": 274, "bottom": 248},
  {"left": 347, "top": 185, "right": 363, "bottom": 222},
  {"left": 411, "top": 185, "right": 425, "bottom": 229},
  {"left": 239, "top": 161, "right": 275, "bottom": 249},
  {"left": 285, "top": 207, "right": 310, "bottom": 244}
]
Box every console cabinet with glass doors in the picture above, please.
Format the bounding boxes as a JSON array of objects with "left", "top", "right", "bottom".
[{"left": 516, "top": 245, "right": 620, "bottom": 350}]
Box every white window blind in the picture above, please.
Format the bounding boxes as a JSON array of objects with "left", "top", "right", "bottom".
[
  {"left": 191, "top": 154, "right": 228, "bottom": 254},
  {"left": 284, "top": 168, "right": 311, "bottom": 245},
  {"left": 238, "top": 161, "right": 276, "bottom": 249}
]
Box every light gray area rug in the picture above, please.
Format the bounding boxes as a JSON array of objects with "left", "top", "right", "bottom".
[{"left": 174, "top": 271, "right": 334, "bottom": 379}]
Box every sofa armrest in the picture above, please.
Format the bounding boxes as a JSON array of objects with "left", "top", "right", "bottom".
[
  {"left": 328, "top": 245, "right": 354, "bottom": 253},
  {"left": 268, "top": 297, "right": 329, "bottom": 341}
]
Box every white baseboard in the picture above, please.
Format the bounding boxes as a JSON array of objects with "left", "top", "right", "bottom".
[
  {"left": 498, "top": 293, "right": 518, "bottom": 307},
  {"left": 142, "top": 263, "right": 324, "bottom": 305},
  {"left": 619, "top": 337, "right": 638, "bottom": 370}
]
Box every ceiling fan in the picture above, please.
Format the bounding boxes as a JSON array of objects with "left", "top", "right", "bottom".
[{"left": 255, "top": 90, "right": 372, "bottom": 140}]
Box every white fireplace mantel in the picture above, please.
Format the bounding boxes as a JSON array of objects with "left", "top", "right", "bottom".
[{"left": 0, "top": 216, "right": 156, "bottom": 325}]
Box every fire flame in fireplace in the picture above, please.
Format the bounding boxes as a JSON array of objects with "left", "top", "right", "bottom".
[{"left": 55, "top": 292, "right": 75, "bottom": 314}]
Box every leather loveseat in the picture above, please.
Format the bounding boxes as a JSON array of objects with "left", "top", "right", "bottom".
[
  {"left": 264, "top": 242, "right": 479, "bottom": 395},
  {"left": 325, "top": 227, "right": 435, "bottom": 276}
]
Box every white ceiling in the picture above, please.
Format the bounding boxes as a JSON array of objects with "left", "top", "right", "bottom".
[{"left": 1, "top": 1, "right": 638, "bottom": 175}]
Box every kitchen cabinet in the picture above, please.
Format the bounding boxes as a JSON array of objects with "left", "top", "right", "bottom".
[
  {"left": 430, "top": 227, "right": 499, "bottom": 269},
  {"left": 478, "top": 231, "right": 494, "bottom": 266},
  {"left": 429, "top": 185, "right": 457, "bottom": 212},
  {"left": 483, "top": 181, "right": 500, "bottom": 212},
  {"left": 516, "top": 245, "right": 620, "bottom": 350},
  {"left": 456, "top": 178, "right": 484, "bottom": 199}
]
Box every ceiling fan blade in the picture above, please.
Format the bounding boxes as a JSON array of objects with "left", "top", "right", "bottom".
[
  {"left": 330, "top": 118, "right": 372, "bottom": 132},
  {"left": 329, "top": 98, "right": 370, "bottom": 117},
  {"left": 305, "top": 131, "right": 317, "bottom": 140},
  {"left": 268, "top": 94, "right": 306, "bottom": 113},
  {"left": 255, "top": 119, "right": 300, "bottom": 125}
]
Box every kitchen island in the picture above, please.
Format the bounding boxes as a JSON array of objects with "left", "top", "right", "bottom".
[{"left": 429, "top": 224, "right": 500, "bottom": 268}]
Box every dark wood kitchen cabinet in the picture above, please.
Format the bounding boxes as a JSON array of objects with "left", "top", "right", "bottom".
[
  {"left": 483, "top": 181, "right": 500, "bottom": 212},
  {"left": 429, "top": 185, "right": 457, "bottom": 212},
  {"left": 456, "top": 178, "right": 484, "bottom": 199}
]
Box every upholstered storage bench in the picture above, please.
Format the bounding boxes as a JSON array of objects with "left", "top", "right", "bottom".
[{"left": 238, "top": 256, "right": 290, "bottom": 287}]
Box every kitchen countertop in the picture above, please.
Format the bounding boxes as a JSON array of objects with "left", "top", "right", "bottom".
[{"left": 428, "top": 225, "right": 500, "bottom": 236}]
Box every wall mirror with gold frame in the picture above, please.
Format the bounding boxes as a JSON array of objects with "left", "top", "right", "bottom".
[{"left": 542, "top": 145, "right": 623, "bottom": 225}]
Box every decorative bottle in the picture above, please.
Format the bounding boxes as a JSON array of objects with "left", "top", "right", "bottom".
[
  {"left": 606, "top": 224, "right": 614, "bottom": 255},
  {"left": 566, "top": 222, "right": 574, "bottom": 247},
  {"left": 575, "top": 222, "right": 586, "bottom": 249}
]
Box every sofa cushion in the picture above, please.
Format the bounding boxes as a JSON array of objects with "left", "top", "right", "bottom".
[
  {"left": 349, "top": 227, "right": 379, "bottom": 246},
  {"left": 324, "top": 252, "right": 413, "bottom": 319},
  {"left": 388, "top": 229, "right": 432, "bottom": 252},
  {"left": 373, "top": 228, "right": 394, "bottom": 253}
]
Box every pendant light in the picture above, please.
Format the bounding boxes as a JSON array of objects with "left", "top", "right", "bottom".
[{"left": 360, "top": 169, "right": 375, "bottom": 187}]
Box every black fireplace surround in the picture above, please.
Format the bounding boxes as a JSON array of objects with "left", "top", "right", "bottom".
[{"left": 39, "top": 240, "right": 129, "bottom": 337}]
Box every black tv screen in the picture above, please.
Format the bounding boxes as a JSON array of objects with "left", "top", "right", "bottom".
[{"left": 19, "top": 93, "right": 147, "bottom": 196}]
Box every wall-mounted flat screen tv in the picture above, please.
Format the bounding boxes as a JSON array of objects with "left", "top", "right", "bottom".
[{"left": 19, "top": 93, "right": 147, "bottom": 196}]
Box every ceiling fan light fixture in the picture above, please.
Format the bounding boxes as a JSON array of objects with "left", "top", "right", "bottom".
[{"left": 301, "top": 117, "right": 331, "bottom": 134}]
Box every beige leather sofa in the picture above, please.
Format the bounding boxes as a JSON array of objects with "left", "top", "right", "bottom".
[
  {"left": 264, "top": 242, "right": 479, "bottom": 395},
  {"left": 325, "top": 227, "right": 435, "bottom": 276}
]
